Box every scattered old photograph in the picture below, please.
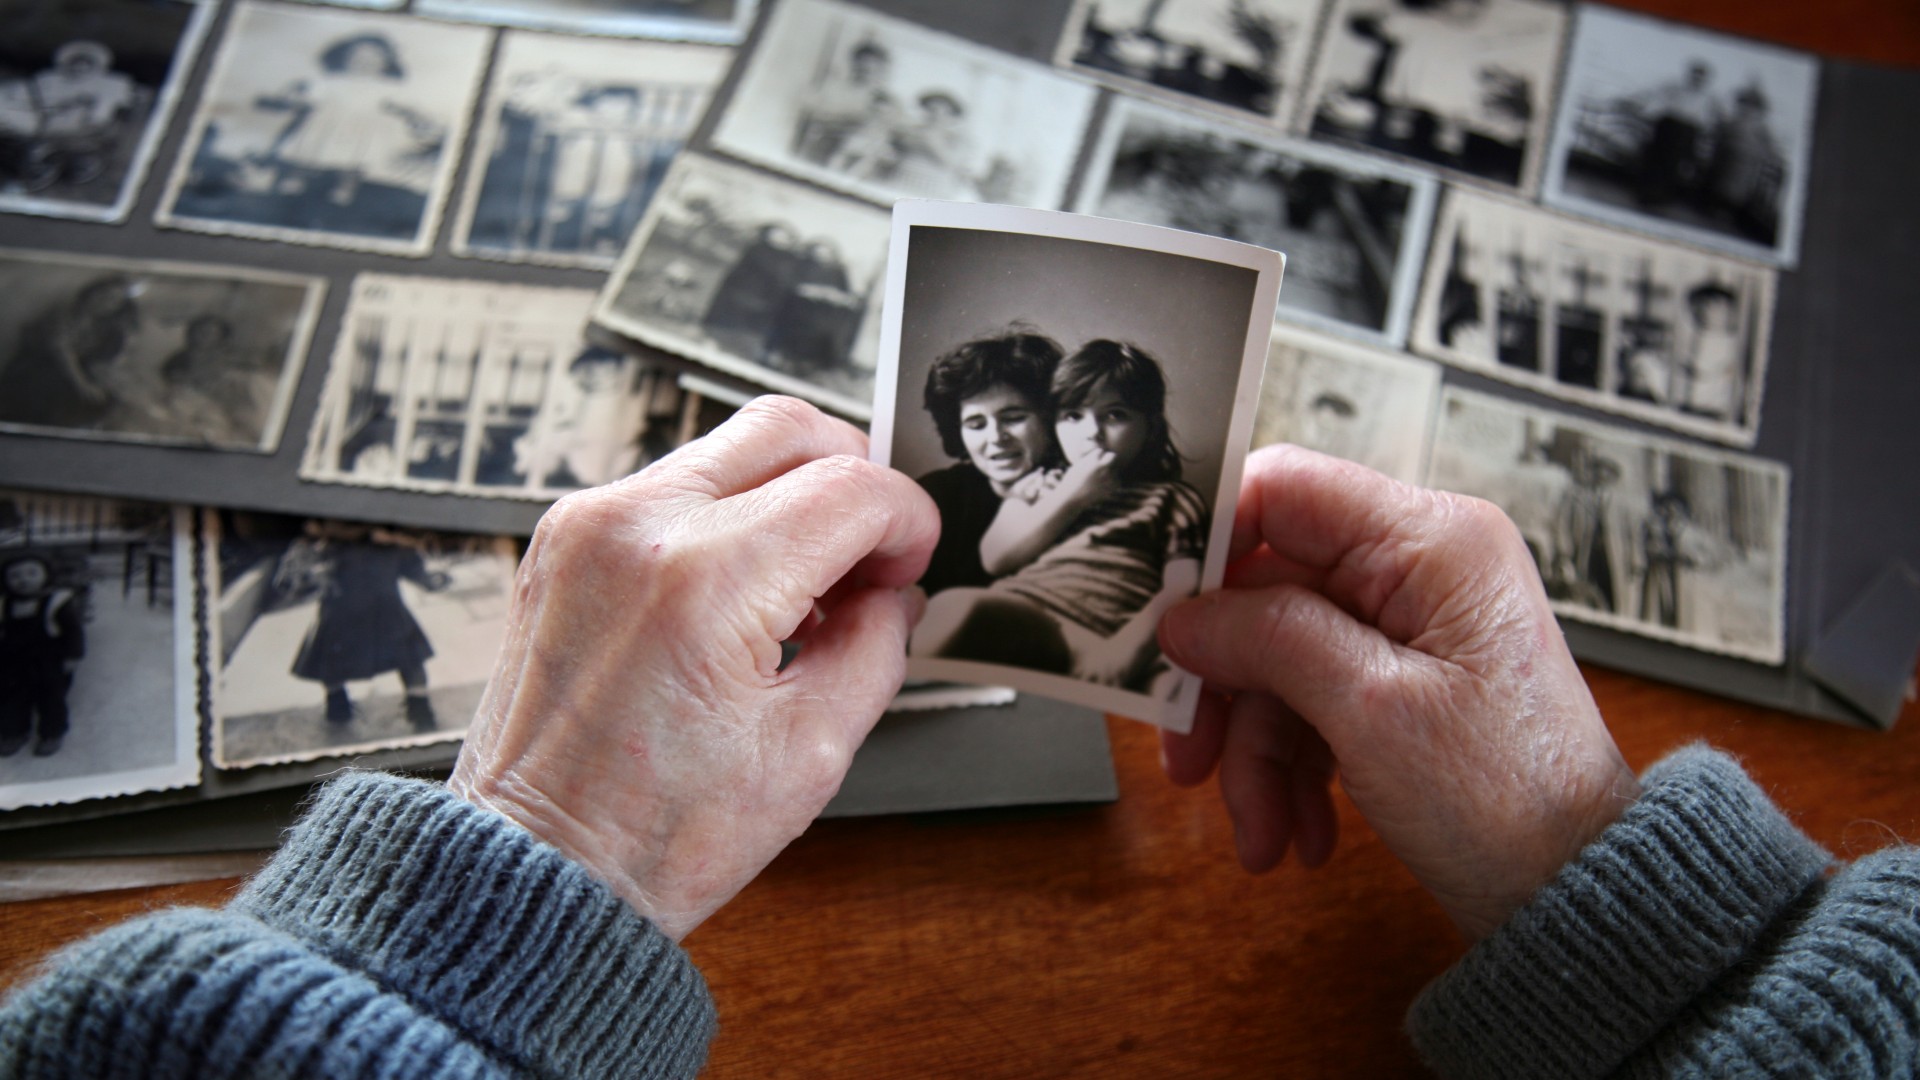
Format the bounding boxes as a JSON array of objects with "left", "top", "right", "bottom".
[
  {"left": 1424, "top": 386, "right": 1787, "bottom": 663},
  {"left": 1540, "top": 6, "right": 1819, "bottom": 267},
  {"left": 206, "top": 510, "right": 519, "bottom": 769},
  {"left": 1303, "top": 0, "right": 1567, "bottom": 192},
  {"left": 0, "top": 248, "right": 325, "bottom": 451},
  {"left": 156, "top": 2, "right": 492, "bottom": 256},
  {"left": 871, "top": 201, "right": 1284, "bottom": 731},
  {"left": 0, "top": 491, "right": 196, "bottom": 811},
  {"left": 451, "top": 33, "right": 732, "bottom": 269},
  {"left": 303, "top": 275, "right": 706, "bottom": 499},
  {"left": 0, "top": 0, "right": 213, "bottom": 223},
  {"left": 1409, "top": 188, "right": 1775, "bottom": 447},
  {"left": 1076, "top": 96, "right": 1437, "bottom": 347},
  {"left": 595, "top": 153, "right": 892, "bottom": 419},
  {"left": 1056, "top": 0, "right": 1330, "bottom": 125},
  {"left": 708, "top": 0, "right": 1098, "bottom": 208},
  {"left": 412, "top": 0, "right": 756, "bottom": 43},
  {"left": 1252, "top": 323, "right": 1440, "bottom": 482}
]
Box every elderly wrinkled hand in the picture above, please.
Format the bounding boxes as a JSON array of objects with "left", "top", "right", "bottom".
[{"left": 450, "top": 397, "right": 939, "bottom": 941}]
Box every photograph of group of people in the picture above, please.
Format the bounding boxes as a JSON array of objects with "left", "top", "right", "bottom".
[{"left": 1058, "top": 0, "right": 1327, "bottom": 125}]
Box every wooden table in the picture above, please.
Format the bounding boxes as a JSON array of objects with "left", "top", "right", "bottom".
[{"left": 4, "top": 1, "right": 1917, "bottom": 1076}]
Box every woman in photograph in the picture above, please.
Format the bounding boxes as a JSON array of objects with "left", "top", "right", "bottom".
[
  {"left": 913, "top": 340, "right": 1209, "bottom": 692},
  {"left": 0, "top": 275, "right": 141, "bottom": 431}
]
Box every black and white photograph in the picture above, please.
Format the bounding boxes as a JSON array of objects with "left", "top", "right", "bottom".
[
  {"left": 0, "top": 248, "right": 325, "bottom": 451},
  {"left": 302, "top": 275, "right": 706, "bottom": 498},
  {"left": 450, "top": 33, "right": 731, "bottom": 269},
  {"left": 206, "top": 510, "right": 519, "bottom": 769},
  {"left": 708, "top": 0, "right": 1097, "bottom": 209},
  {"left": 0, "top": 491, "right": 196, "bottom": 811},
  {"left": 1076, "top": 96, "right": 1436, "bottom": 347},
  {"left": 1056, "top": 0, "right": 1329, "bottom": 125},
  {"left": 1410, "top": 188, "right": 1775, "bottom": 446},
  {"left": 1423, "top": 386, "right": 1787, "bottom": 663},
  {"left": 595, "top": 153, "right": 892, "bottom": 419},
  {"left": 1302, "top": 0, "right": 1567, "bottom": 192},
  {"left": 1540, "top": 6, "right": 1819, "bottom": 267},
  {"left": 871, "top": 201, "right": 1284, "bottom": 731},
  {"left": 411, "top": 0, "right": 756, "bottom": 43},
  {"left": 156, "top": 2, "right": 492, "bottom": 256},
  {"left": 0, "top": 0, "right": 212, "bottom": 223},
  {"left": 1252, "top": 323, "right": 1440, "bottom": 482}
]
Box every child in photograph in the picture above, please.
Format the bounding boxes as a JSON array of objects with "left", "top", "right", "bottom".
[
  {"left": 0, "top": 553, "right": 85, "bottom": 758},
  {"left": 913, "top": 340, "right": 1209, "bottom": 692},
  {"left": 0, "top": 275, "right": 143, "bottom": 430},
  {"left": 1674, "top": 281, "right": 1744, "bottom": 421}
]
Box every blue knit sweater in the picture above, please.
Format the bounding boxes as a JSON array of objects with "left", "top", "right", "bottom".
[{"left": 2, "top": 748, "right": 1916, "bottom": 1078}]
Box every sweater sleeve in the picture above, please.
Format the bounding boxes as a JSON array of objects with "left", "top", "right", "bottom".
[
  {"left": 1407, "top": 745, "right": 1920, "bottom": 1080},
  {"left": 0, "top": 772, "right": 716, "bottom": 1079}
]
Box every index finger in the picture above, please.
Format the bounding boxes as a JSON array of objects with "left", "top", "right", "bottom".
[{"left": 644, "top": 395, "right": 870, "bottom": 503}]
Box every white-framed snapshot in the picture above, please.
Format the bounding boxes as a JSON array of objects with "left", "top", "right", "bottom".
[
  {"left": 708, "top": 0, "right": 1098, "bottom": 209},
  {"left": 1300, "top": 0, "right": 1568, "bottom": 193},
  {"left": 155, "top": 1, "right": 492, "bottom": 257},
  {"left": 0, "top": 0, "right": 214, "bottom": 224},
  {"left": 871, "top": 200, "right": 1285, "bottom": 732},
  {"left": 1075, "top": 94, "right": 1437, "bottom": 348},
  {"left": 450, "top": 32, "right": 733, "bottom": 269},
  {"left": 302, "top": 274, "right": 712, "bottom": 499},
  {"left": 413, "top": 0, "right": 757, "bottom": 43},
  {"left": 1408, "top": 187, "right": 1776, "bottom": 447},
  {"left": 0, "top": 247, "right": 325, "bottom": 453},
  {"left": 1054, "top": 0, "right": 1331, "bottom": 128},
  {"left": 1253, "top": 323, "right": 1440, "bottom": 483},
  {"left": 205, "top": 510, "right": 520, "bottom": 769},
  {"left": 594, "top": 152, "right": 892, "bottom": 419},
  {"left": 0, "top": 493, "right": 198, "bottom": 811},
  {"left": 1540, "top": 5, "right": 1819, "bottom": 268},
  {"left": 1424, "top": 385, "right": 1788, "bottom": 664}
]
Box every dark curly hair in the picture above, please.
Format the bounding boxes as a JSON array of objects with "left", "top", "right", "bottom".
[
  {"left": 1052, "top": 339, "right": 1182, "bottom": 484},
  {"left": 922, "top": 331, "right": 1064, "bottom": 463},
  {"left": 319, "top": 34, "right": 404, "bottom": 79}
]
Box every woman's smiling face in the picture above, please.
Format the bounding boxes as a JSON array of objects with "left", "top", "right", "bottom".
[{"left": 958, "top": 383, "right": 1049, "bottom": 495}]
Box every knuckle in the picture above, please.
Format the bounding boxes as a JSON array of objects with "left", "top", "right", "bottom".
[{"left": 738, "top": 393, "right": 825, "bottom": 434}]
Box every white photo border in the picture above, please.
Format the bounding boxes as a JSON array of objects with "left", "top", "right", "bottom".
[{"left": 412, "top": 0, "right": 759, "bottom": 44}]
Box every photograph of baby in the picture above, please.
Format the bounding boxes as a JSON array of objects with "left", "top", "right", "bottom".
[
  {"left": 709, "top": 0, "right": 1097, "bottom": 209},
  {"left": 207, "top": 511, "right": 519, "bottom": 769},
  {"left": 411, "top": 0, "right": 755, "bottom": 43},
  {"left": 156, "top": 2, "right": 491, "bottom": 256},
  {"left": 1252, "top": 324, "right": 1441, "bottom": 483},
  {"left": 873, "top": 203, "right": 1282, "bottom": 731},
  {"left": 0, "top": 0, "right": 212, "bottom": 223},
  {"left": 0, "top": 248, "right": 325, "bottom": 452},
  {"left": 0, "top": 491, "right": 196, "bottom": 811}
]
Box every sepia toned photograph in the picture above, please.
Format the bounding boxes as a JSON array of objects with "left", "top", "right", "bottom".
[
  {"left": 709, "top": 0, "right": 1097, "bottom": 209},
  {"left": 156, "top": 2, "right": 492, "bottom": 256},
  {"left": 1076, "top": 96, "right": 1436, "bottom": 347},
  {"left": 1541, "top": 6, "right": 1819, "bottom": 267},
  {"left": 1409, "top": 188, "right": 1775, "bottom": 447},
  {"left": 871, "top": 201, "right": 1283, "bottom": 732},
  {"left": 0, "top": 491, "right": 196, "bottom": 811},
  {"left": 1424, "top": 386, "right": 1788, "bottom": 663},
  {"left": 451, "top": 32, "right": 732, "bottom": 269},
  {"left": 303, "top": 275, "right": 708, "bottom": 499},
  {"left": 1252, "top": 323, "right": 1440, "bottom": 482},
  {"left": 0, "top": 0, "right": 213, "bottom": 223},
  {"left": 0, "top": 248, "right": 325, "bottom": 451},
  {"left": 1056, "top": 0, "right": 1330, "bottom": 125},
  {"left": 595, "top": 153, "right": 892, "bottom": 419},
  {"left": 1302, "top": 0, "right": 1567, "bottom": 192},
  {"left": 206, "top": 510, "right": 519, "bottom": 769},
  {"left": 412, "top": 0, "right": 756, "bottom": 43}
]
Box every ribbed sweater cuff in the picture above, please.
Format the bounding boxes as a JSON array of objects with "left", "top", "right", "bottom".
[
  {"left": 1407, "top": 745, "right": 1831, "bottom": 1080},
  {"left": 234, "top": 771, "right": 716, "bottom": 1079}
]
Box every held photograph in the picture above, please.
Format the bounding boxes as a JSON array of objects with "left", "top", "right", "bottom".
[
  {"left": 0, "top": 248, "right": 325, "bottom": 452},
  {"left": 411, "top": 0, "right": 757, "bottom": 43},
  {"left": 1075, "top": 96, "right": 1436, "bottom": 348},
  {"left": 1540, "top": 5, "right": 1819, "bottom": 267},
  {"left": 1252, "top": 324, "right": 1441, "bottom": 483},
  {"left": 0, "top": 0, "right": 213, "bottom": 223},
  {"left": 594, "top": 152, "right": 892, "bottom": 419},
  {"left": 206, "top": 511, "right": 519, "bottom": 769},
  {"left": 708, "top": 0, "right": 1097, "bottom": 209},
  {"left": 1423, "top": 386, "right": 1788, "bottom": 664},
  {"left": 870, "top": 201, "right": 1284, "bottom": 731},
  {"left": 0, "top": 492, "right": 196, "bottom": 811},
  {"left": 156, "top": 2, "right": 492, "bottom": 256}
]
